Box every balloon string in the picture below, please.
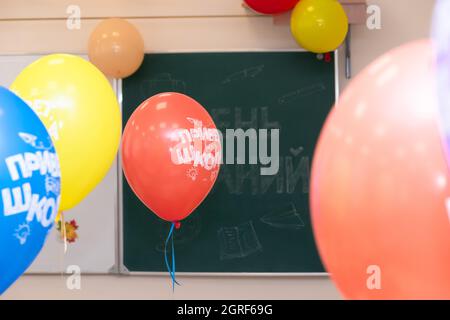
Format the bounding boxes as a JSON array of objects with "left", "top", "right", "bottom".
[
  {"left": 164, "top": 222, "right": 180, "bottom": 291},
  {"left": 60, "top": 211, "right": 68, "bottom": 254},
  {"left": 57, "top": 211, "right": 66, "bottom": 280}
]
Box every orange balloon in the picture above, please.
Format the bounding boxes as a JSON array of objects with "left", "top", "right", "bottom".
[
  {"left": 311, "top": 39, "right": 450, "bottom": 299},
  {"left": 88, "top": 18, "right": 144, "bottom": 78}
]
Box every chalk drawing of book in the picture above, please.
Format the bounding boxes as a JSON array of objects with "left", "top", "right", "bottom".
[
  {"left": 278, "top": 84, "right": 325, "bottom": 105},
  {"left": 260, "top": 202, "right": 305, "bottom": 230},
  {"left": 140, "top": 73, "right": 186, "bottom": 97},
  {"left": 222, "top": 65, "right": 264, "bottom": 84},
  {"left": 217, "top": 221, "right": 262, "bottom": 260}
]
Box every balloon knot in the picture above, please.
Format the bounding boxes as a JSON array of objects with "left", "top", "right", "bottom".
[{"left": 174, "top": 221, "right": 181, "bottom": 229}]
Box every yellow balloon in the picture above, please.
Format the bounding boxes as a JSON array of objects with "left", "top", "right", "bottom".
[
  {"left": 11, "top": 54, "right": 121, "bottom": 211},
  {"left": 290, "top": 0, "right": 349, "bottom": 53}
]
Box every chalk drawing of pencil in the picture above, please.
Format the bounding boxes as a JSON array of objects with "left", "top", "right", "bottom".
[
  {"left": 278, "top": 84, "right": 326, "bottom": 105},
  {"left": 222, "top": 65, "right": 264, "bottom": 84}
]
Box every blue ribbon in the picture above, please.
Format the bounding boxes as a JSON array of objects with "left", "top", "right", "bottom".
[{"left": 164, "top": 222, "right": 180, "bottom": 291}]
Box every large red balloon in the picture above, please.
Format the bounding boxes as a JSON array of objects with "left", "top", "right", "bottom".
[
  {"left": 122, "top": 93, "right": 221, "bottom": 222},
  {"left": 244, "top": 0, "right": 299, "bottom": 14},
  {"left": 311, "top": 40, "right": 450, "bottom": 299}
]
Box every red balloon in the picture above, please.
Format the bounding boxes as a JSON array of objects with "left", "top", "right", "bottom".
[
  {"left": 244, "top": 0, "right": 299, "bottom": 14},
  {"left": 122, "top": 93, "right": 221, "bottom": 222},
  {"left": 311, "top": 40, "right": 450, "bottom": 299}
]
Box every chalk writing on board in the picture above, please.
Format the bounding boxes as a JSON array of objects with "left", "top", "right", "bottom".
[
  {"left": 289, "top": 146, "right": 304, "bottom": 157},
  {"left": 278, "top": 84, "right": 326, "bottom": 105},
  {"left": 222, "top": 65, "right": 264, "bottom": 84},
  {"left": 217, "top": 221, "right": 262, "bottom": 260},
  {"left": 211, "top": 107, "right": 280, "bottom": 130},
  {"left": 286, "top": 155, "right": 310, "bottom": 194},
  {"left": 140, "top": 73, "right": 186, "bottom": 98},
  {"left": 260, "top": 202, "right": 305, "bottom": 230},
  {"left": 216, "top": 155, "right": 310, "bottom": 195}
]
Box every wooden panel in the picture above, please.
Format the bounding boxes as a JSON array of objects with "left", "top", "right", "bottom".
[
  {"left": 273, "top": 1, "right": 368, "bottom": 25},
  {"left": 340, "top": 0, "right": 366, "bottom": 3},
  {"left": 0, "top": 0, "right": 366, "bottom": 20},
  {"left": 343, "top": 3, "right": 367, "bottom": 24},
  {"left": 1, "top": 0, "right": 251, "bottom": 20},
  {"left": 0, "top": 17, "right": 300, "bottom": 54}
]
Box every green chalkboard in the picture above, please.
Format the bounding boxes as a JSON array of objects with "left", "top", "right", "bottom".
[{"left": 122, "top": 52, "right": 335, "bottom": 273}]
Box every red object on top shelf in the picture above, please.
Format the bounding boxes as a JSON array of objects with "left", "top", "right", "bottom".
[{"left": 244, "top": 0, "right": 299, "bottom": 15}]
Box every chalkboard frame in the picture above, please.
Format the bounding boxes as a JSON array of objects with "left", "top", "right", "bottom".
[{"left": 118, "top": 49, "right": 339, "bottom": 276}]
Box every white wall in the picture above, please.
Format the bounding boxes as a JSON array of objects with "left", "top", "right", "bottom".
[
  {"left": 0, "top": 0, "right": 435, "bottom": 299},
  {"left": 0, "top": 55, "right": 118, "bottom": 274}
]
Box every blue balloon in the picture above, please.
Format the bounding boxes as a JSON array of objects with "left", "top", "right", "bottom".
[{"left": 0, "top": 86, "right": 60, "bottom": 294}]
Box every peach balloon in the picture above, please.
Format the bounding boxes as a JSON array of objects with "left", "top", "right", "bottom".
[
  {"left": 88, "top": 18, "right": 144, "bottom": 78},
  {"left": 311, "top": 39, "right": 450, "bottom": 299}
]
